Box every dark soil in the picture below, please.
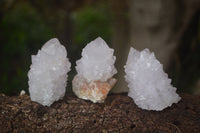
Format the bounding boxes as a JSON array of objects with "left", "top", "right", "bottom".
[{"left": 0, "top": 93, "right": 200, "bottom": 133}]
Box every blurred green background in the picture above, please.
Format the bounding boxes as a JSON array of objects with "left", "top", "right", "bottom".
[{"left": 0, "top": 0, "right": 200, "bottom": 95}]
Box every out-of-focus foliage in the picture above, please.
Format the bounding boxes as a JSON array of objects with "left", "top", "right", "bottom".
[
  {"left": 0, "top": 3, "right": 54, "bottom": 95},
  {"left": 73, "top": 5, "right": 111, "bottom": 46},
  {"left": 0, "top": 2, "right": 111, "bottom": 95}
]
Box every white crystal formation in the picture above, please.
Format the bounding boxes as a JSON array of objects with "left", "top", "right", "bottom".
[
  {"left": 28, "top": 38, "right": 71, "bottom": 106},
  {"left": 73, "top": 37, "right": 117, "bottom": 103},
  {"left": 75, "top": 37, "right": 117, "bottom": 82},
  {"left": 124, "top": 47, "right": 181, "bottom": 111}
]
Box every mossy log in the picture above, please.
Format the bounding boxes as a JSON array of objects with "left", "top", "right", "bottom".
[{"left": 0, "top": 94, "right": 200, "bottom": 132}]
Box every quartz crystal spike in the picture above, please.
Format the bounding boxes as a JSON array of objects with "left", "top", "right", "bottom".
[
  {"left": 73, "top": 37, "right": 117, "bottom": 103},
  {"left": 28, "top": 38, "right": 71, "bottom": 106},
  {"left": 124, "top": 47, "right": 181, "bottom": 111}
]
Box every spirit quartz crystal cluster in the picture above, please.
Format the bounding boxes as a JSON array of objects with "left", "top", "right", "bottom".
[
  {"left": 124, "top": 48, "right": 181, "bottom": 111},
  {"left": 72, "top": 37, "right": 117, "bottom": 103},
  {"left": 28, "top": 38, "right": 71, "bottom": 106},
  {"left": 27, "top": 37, "right": 181, "bottom": 111}
]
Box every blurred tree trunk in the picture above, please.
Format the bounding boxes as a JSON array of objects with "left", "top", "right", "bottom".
[
  {"left": 110, "top": 0, "right": 130, "bottom": 93},
  {"left": 171, "top": 1, "right": 200, "bottom": 93},
  {"left": 130, "top": 0, "right": 177, "bottom": 69},
  {"left": 111, "top": 0, "right": 200, "bottom": 93},
  {"left": 54, "top": 11, "right": 73, "bottom": 46}
]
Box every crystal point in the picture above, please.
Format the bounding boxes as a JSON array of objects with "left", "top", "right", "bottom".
[
  {"left": 28, "top": 38, "right": 71, "bottom": 106},
  {"left": 73, "top": 37, "right": 117, "bottom": 103}
]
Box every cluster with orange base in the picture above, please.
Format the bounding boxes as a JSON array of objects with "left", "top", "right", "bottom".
[{"left": 72, "top": 37, "right": 117, "bottom": 103}]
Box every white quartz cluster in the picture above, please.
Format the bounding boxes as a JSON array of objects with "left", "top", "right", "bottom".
[
  {"left": 124, "top": 47, "right": 181, "bottom": 111},
  {"left": 76, "top": 37, "right": 117, "bottom": 82},
  {"left": 73, "top": 37, "right": 117, "bottom": 103},
  {"left": 28, "top": 38, "right": 71, "bottom": 106}
]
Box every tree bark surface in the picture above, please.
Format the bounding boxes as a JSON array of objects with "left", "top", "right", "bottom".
[{"left": 0, "top": 94, "right": 200, "bottom": 132}]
